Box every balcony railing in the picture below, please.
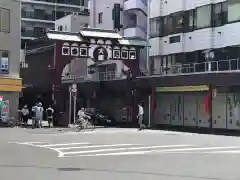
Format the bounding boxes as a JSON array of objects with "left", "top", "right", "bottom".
[
  {"left": 21, "top": 0, "right": 87, "bottom": 8},
  {"left": 22, "top": 11, "right": 54, "bottom": 21},
  {"left": 61, "top": 71, "right": 117, "bottom": 83},
  {"left": 152, "top": 59, "right": 240, "bottom": 76}
]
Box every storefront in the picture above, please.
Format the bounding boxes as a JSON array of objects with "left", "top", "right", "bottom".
[{"left": 0, "top": 78, "right": 22, "bottom": 120}]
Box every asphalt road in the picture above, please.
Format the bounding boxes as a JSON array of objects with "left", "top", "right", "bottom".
[{"left": 1, "top": 127, "right": 240, "bottom": 180}]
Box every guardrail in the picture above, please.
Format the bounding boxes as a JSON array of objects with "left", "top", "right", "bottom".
[
  {"left": 61, "top": 71, "right": 117, "bottom": 83},
  {"left": 152, "top": 59, "right": 240, "bottom": 76}
]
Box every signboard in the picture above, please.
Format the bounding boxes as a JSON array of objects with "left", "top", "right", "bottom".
[
  {"left": 113, "top": 4, "right": 121, "bottom": 31},
  {"left": 1, "top": 100, "right": 9, "bottom": 122}
]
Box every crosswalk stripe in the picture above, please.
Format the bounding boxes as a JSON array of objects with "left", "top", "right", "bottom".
[
  {"left": 56, "top": 144, "right": 138, "bottom": 150},
  {"left": 40, "top": 142, "right": 90, "bottom": 147},
  {"left": 206, "top": 150, "right": 240, "bottom": 154},
  {"left": 63, "top": 144, "right": 194, "bottom": 155},
  {"left": 148, "top": 146, "right": 240, "bottom": 153},
  {"left": 64, "top": 146, "right": 240, "bottom": 157}
]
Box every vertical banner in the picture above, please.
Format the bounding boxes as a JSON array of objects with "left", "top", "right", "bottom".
[
  {"left": 151, "top": 88, "right": 156, "bottom": 114},
  {"left": 1, "top": 100, "right": 9, "bottom": 122}
]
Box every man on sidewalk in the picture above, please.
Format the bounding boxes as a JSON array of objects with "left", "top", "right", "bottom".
[
  {"left": 35, "top": 103, "right": 44, "bottom": 128},
  {"left": 137, "top": 103, "right": 145, "bottom": 131}
]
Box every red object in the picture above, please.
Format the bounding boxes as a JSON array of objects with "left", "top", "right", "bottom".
[
  {"left": 151, "top": 89, "right": 157, "bottom": 113},
  {"left": 204, "top": 95, "right": 210, "bottom": 113}
]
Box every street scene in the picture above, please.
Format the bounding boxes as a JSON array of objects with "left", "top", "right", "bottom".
[
  {"left": 2, "top": 0, "right": 240, "bottom": 179},
  {"left": 1, "top": 127, "right": 240, "bottom": 180}
]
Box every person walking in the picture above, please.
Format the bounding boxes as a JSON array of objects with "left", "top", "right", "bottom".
[
  {"left": 46, "top": 105, "right": 54, "bottom": 128},
  {"left": 35, "top": 103, "right": 44, "bottom": 128},
  {"left": 137, "top": 103, "right": 145, "bottom": 130},
  {"left": 21, "top": 105, "right": 29, "bottom": 127},
  {"left": 31, "top": 103, "right": 38, "bottom": 129}
]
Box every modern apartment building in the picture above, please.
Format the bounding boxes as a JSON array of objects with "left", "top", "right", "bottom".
[
  {"left": 149, "top": 0, "right": 240, "bottom": 75},
  {"left": 149, "top": 0, "right": 240, "bottom": 131},
  {"left": 21, "top": 0, "right": 89, "bottom": 41},
  {"left": 0, "top": 0, "right": 22, "bottom": 119},
  {"left": 89, "top": 0, "right": 148, "bottom": 71}
]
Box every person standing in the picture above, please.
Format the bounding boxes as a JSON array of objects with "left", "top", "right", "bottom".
[
  {"left": 137, "top": 103, "right": 145, "bottom": 130},
  {"left": 46, "top": 105, "right": 54, "bottom": 128},
  {"left": 31, "top": 103, "right": 38, "bottom": 129},
  {"left": 21, "top": 105, "right": 29, "bottom": 127},
  {"left": 35, "top": 103, "right": 44, "bottom": 128}
]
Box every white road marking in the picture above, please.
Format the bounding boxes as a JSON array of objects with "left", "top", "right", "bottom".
[
  {"left": 63, "top": 144, "right": 195, "bottom": 155},
  {"left": 8, "top": 141, "right": 46, "bottom": 145},
  {"left": 150, "top": 146, "right": 240, "bottom": 153},
  {"left": 56, "top": 144, "right": 138, "bottom": 150},
  {"left": 206, "top": 150, "right": 240, "bottom": 154},
  {"left": 64, "top": 146, "right": 240, "bottom": 157},
  {"left": 40, "top": 142, "right": 90, "bottom": 147}
]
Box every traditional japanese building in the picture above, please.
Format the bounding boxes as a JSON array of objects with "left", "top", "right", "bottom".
[{"left": 23, "top": 28, "right": 147, "bottom": 126}]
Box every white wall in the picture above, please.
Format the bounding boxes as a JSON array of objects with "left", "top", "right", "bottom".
[
  {"left": 149, "top": 0, "right": 161, "bottom": 18},
  {"left": 55, "top": 14, "right": 89, "bottom": 32},
  {"left": 150, "top": 21, "right": 240, "bottom": 56},
  {"left": 90, "top": 0, "right": 124, "bottom": 33}
]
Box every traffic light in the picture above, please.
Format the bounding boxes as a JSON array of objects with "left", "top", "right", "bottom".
[{"left": 112, "top": 3, "right": 122, "bottom": 31}]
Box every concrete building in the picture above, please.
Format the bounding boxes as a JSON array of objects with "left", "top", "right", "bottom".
[
  {"left": 0, "top": 0, "right": 22, "bottom": 119},
  {"left": 21, "top": 0, "right": 89, "bottom": 41},
  {"left": 89, "top": 0, "right": 148, "bottom": 71},
  {"left": 55, "top": 13, "right": 89, "bottom": 32},
  {"left": 149, "top": 0, "right": 240, "bottom": 131}
]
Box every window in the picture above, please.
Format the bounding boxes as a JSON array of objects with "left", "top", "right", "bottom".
[
  {"left": 170, "top": 12, "right": 184, "bottom": 34},
  {"left": 169, "top": 35, "right": 180, "bottom": 44},
  {"left": 213, "top": 2, "right": 228, "bottom": 27},
  {"left": 183, "top": 10, "right": 195, "bottom": 32},
  {"left": 188, "top": 10, "right": 195, "bottom": 31},
  {"left": 0, "top": 51, "right": 9, "bottom": 72},
  {"left": 228, "top": 0, "right": 240, "bottom": 22},
  {"left": 58, "top": 25, "right": 63, "bottom": 31},
  {"left": 213, "top": 3, "right": 222, "bottom": 26},
  {"left": 98, "top": 12, "right": 103, "bottom": 24},
  {"left": 163, "top": 16, "right": 168, "bottom": 36},
  {"left": 34, "top": 27, "right": 45, "bottom": 37},
  {"left": 195, "top": 5, "right": 211, "bottom": 29},
  {"left": 150, "top": 17, "right": 162, "bottom": 37},
  {"left": 0, "top": 8, "right": 10, "bottom": 33}
]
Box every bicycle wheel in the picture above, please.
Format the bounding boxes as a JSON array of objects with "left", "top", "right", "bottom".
[
  {"left": 86, "top": 120, "right": 95, "bottom": 131},
  {"left": 74, "top": 124, "right": 82, "bottom": 132}
]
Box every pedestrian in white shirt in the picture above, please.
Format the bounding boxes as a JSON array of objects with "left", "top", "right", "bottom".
[
  {"left": 137, "top": 103, "right": 145, "bottom": 130},
  {"left": 36, "top": 103, "right": 44, "bottom": 128}
]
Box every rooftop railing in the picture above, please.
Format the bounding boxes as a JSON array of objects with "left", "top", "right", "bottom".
[{"left": 152, "top": 59, "right": 240, "bottom": 77}]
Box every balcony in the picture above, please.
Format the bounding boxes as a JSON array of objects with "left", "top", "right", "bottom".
[
  {"left": 124, "top": 25, "right": 146, "bottom": 39},
  {"left": 22, "top": 11, "right": 54, "bottom": 23},
  {"left": 152, "top": 59, "right": 240, "bottom": 77},
  {"left": 61, "top": 71, "right": 117, "bottom": 83},
  {"left": 21, "top": 0, "right": 87, "bottom": 10},
  {"left": 124, "top": 0, "right": 147, "bottom": 15}
]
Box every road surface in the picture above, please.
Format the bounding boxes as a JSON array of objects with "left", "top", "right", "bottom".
[{"left": 0, "top": 127, "right": 240, "bottom": 180}]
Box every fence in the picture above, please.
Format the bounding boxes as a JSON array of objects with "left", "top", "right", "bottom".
[{"left": 152, "top": 59, "right": 240, "bottom": 76}]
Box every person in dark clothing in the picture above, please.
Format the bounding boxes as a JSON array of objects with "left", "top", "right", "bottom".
[
  {"left": 46, "top": 105, "right": 54, "bottom": 128},
  {"left": 21, "top": 105, "right": 29, "bottom": 127}
]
